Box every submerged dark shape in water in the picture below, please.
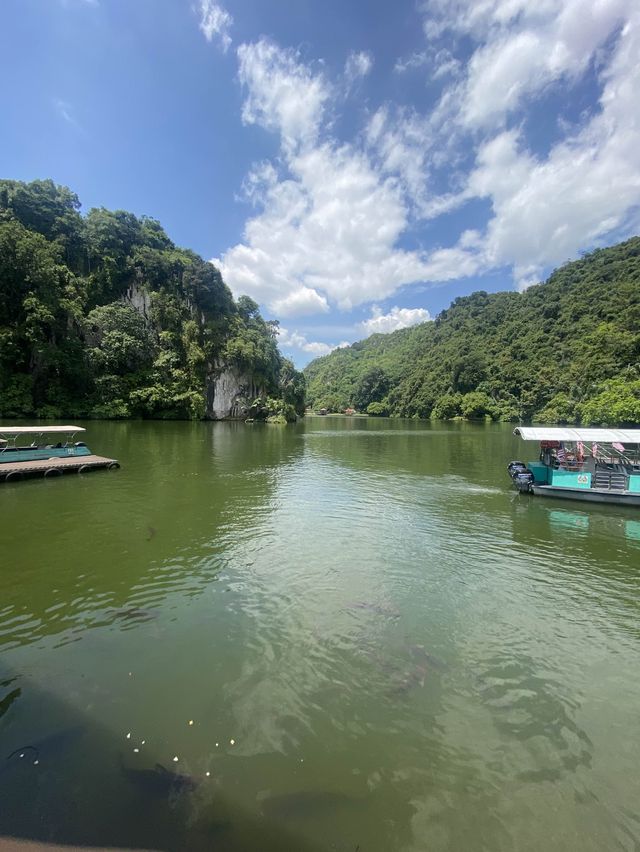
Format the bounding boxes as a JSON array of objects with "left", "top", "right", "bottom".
[
  {"left": 384, "top": 645, "right": 448, "bottom": 696},
  {"left": 3, "top": 725, "right": 85, "bottom": 771},
  {"left": 260, "top": 790, "right": 360, "bottom": 821},
  {"left": 365, "top": 643, "right": 447, "bottom": 697},
  {"left": 0, "top": 687, "right": 21, "bottom": 720},
  {"left": 109, "top": 606, "right": 156, "bottom": 622},
  {"left": 120, "top": 758, "right": 200, "bottom": 797},
  {"left": 346, "top": 601, "right": 400, "bottom": 618},
  {"left": 146, "top": 526, "right": 157, "bottom": 541},
  {"left": 387, "top": 664, "right": 428, "bottom": 697},
  {"left": 406, "top": 644, "right": 448, "bottom": 671}
]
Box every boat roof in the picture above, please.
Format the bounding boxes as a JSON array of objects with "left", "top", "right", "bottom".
[
  {"left": 0, "top": 425, "right": 86, "bottom": 436},
  {"left": 514, "top": 426, "right": 640, "bottom": 443}
]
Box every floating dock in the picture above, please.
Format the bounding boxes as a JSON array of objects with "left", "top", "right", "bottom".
[{"left": 0, "top": 454, "right": 120, "bottom": 483}]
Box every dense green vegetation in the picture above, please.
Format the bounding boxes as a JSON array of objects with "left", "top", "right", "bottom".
[
  {"left": 0, "top": 178, "right": 304, "bottom": 421},
  {"left": 305, "top": 237, "right": 640, "bottom": 424}
]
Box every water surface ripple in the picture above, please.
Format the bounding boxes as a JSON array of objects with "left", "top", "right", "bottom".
[{"left": 1, "top": 418, "right": 639, "bottom": 851}]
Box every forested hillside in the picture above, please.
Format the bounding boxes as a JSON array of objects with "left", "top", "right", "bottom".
[
  {"left": 0, "top": 179, "right": 304, "bottom": 421},
  {"left": 305, "top": 238, "right": 640, "bottom": 424}
]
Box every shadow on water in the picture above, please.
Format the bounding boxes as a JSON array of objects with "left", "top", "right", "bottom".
[
  {"left": 0, "top": 671, "right": 364, "bottom": 851},
  {"left": 476, "top": 650, "right": 594, "bottom": 783}
]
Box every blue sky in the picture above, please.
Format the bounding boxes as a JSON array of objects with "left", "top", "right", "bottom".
[{"left": 2, "top": 0, "right": 639, "bottom": 366}]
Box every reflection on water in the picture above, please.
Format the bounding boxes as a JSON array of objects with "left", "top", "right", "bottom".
[{"left": 0, "top": 418, "right": 639, "bottom": 851}]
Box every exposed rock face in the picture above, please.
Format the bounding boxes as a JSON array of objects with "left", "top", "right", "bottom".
[
  {"left": 122, "top": 284, "right": 152, "bottom": 322},
  {"left": 122, "top": 284, "right": 261, "bottom": 420},
  {"left": 205, "top": 366, "right": 263, "bottom": 420}
]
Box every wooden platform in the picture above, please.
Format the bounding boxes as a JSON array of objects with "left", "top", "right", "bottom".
[{"left": 0, "top": 454, "right": 120, "bottom": 482}]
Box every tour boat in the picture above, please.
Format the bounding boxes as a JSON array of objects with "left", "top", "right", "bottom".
[
  {"left": 0, "top": 425, "right": 92, "bottom": 463},
  {"left": 508, "top": 427, "right": 640, "bottom": 506},
  {"left": 0, "top": 425, "right": 120, "bottom": 482}
]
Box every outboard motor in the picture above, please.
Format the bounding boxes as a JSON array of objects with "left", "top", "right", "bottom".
[
  {"left": 513, "top": 471, "right": 534, "bottom": 493},
  {"left": 507, "top": 461, "right": 534, "bottom": 493},
  {"left": 507, "top": 461, "right": 527, "bottom": 478}
]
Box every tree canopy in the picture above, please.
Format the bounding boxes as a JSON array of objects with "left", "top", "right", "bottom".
[
  {"left": 304, "top": 237, "right": 640, "bottom": 425},
  {"left": 0, "top": 178, "right": 304, "bottom": 420}
]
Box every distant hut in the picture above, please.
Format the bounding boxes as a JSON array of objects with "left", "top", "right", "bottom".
[
  {"left": 344, "top": 408, "right": 356, "bottom": 416},
  {"left": 318, "top": 408, "right": 327, "bottom": 415}
]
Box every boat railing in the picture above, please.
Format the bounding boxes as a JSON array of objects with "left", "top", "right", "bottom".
[
  {"left": 593, "top": 468, "right": 628, "bottom": 492},
  {"left": 551, "top": 457, "right": 587, "bottom": 472}
]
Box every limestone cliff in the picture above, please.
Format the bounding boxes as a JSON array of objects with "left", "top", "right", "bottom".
[
  {"left": 205, "top": 367, "right": 263, "bottom": 420},
  {"left": 0, "top": 177, "right": 304, "bottom": 421},
  {"left": 122, "top": 285, "right": 262, "bottom": 420},
  {"left": 122, "top": 284, "right": 152, "bottom": 322}
]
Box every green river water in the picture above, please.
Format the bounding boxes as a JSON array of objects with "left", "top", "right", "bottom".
[{"left": 1, "top": 418, "right": 639, "bottom": 851}]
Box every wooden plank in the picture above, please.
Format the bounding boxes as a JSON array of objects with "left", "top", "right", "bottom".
[{"left": 0, "top": 454, "right": 120, "bottom": 480}]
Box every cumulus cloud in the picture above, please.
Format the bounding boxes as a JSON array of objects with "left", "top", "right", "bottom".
[
  {"left": 198, "top": 0, "right": 233, "bottom": 52},
  {"left": 419, "top": 0, "right": 630, "bottom": 130},
  {"left": 278, "top": 328, "right": 350, "bottom": 356},
  {"left": 411, "top": 0, "right": 640, "bottom": 285},
  {"left": 216, "top": 40, "right": 450, "bottom": 316},
  {"left": 365, "top": 105, "right": 440, "bottom": 217},
  {"left": 212, "top": 0, "right": 640, "bottom": 320},
  {"left": 464, "top": 6, "right": 640, "bottom": 279},
  {"left": 237, "top": 40, "right": 329, "bottom": 150},
  {"left": 359, "top": 305, "right": 432, "bottom": 335},
  {"left": 271, "top": 287, "right": 330, "bottom": 317},
  {"left": 461, "top": 1, "right": 628, "bottom": 128}
]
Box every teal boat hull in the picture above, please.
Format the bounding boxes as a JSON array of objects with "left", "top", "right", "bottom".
[{"left": 0, "top": 445, "right": 91, "bottom": 465}]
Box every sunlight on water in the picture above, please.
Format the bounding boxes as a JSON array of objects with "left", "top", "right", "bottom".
[{"left": 1, "top": 418, "right": 639, "bottom": 851}]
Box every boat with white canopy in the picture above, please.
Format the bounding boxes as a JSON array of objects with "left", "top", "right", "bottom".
[
  {"left": 0, "top": 425, "right": 119, "bottom": 482},
  {"left": 0, "top": 425, "right": 91, "bottom": 464},
  {"left": 509, "top": 427, "right": 640, "bottom": 505}
]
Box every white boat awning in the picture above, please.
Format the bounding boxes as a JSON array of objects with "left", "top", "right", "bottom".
[
  {"left": 0, "top": 425, "right": 86, "bottom": 436},
  {"left": 514, "top": 426, "right": 640, "bottom": 443}
]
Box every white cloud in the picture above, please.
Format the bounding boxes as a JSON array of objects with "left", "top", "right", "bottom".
[
  {"left": 394, "top": 47, "right": 460, "bottom": 79},
  {"left": 198, "top": 0, "right": 233, "bottom": 52},
  {"left": 271, "top": 287, "right": 329, "bottom": 317},
  {"left": 405, "top": 0, "right": 640, "bottom": 287},
  {"left": 277, "top": 328, "right": 349, "bottom": 356},
  {"left": 394, "top": 51, "right": 429, "bottom": 74},
  {"left": 359, "top": 305, "right": 432, "bottom": 335},
  {"left": 344, "top": 50, "right": 373, "bottom": 87},
  {"left": 421, "top": 0, "right": 629, "bottom": 129},
  {"left": 464, "top": 7, "right": 640, "bottom": 277},
  {"left": 237, "top": 40, "right": 329, "bottom": 150},
  {"left": 365, "top": 106, "right": 435, "bottom": 216},
  {"left": 53, "top": 98, "right": 82, "bottom": 130},
  {"left": 216, "top": 40, "right": 455, "bottom": 316},
  {"left": 215, "top": 1, "right": 640, "bottom": 321},
  {"left": 422, "top": 0, "right": 559, "bottom": 42},
  {"left": 54, "top": 99, "right": 74, "bottom": 124}
]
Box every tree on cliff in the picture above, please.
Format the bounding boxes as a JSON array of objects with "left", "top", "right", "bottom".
[{"left": 0, "top": 178, "right": 304, "bottom": 420}]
